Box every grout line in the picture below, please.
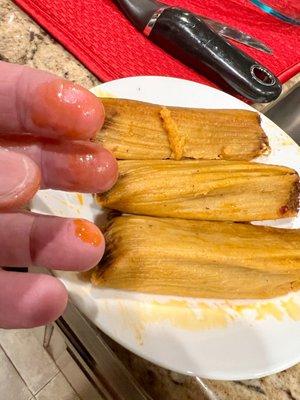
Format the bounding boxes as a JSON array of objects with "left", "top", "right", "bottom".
[
  {"left": 1, "top": 329, "right": 84, "bottom": 399},
  {"left": 52, "top": 349, "right": 84, "bottom": 400},
  {"left": 33, "top": 369, "right": 61, "bottom": 396},
  {"left": 0, "top": 342, "right": 34, "bottom": 397}
]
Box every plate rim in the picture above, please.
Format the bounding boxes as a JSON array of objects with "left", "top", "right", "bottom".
[{"left": 33, "top": 76, "right": 300, "bottom": 380}]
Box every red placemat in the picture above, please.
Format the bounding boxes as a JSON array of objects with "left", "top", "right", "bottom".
[{"left": 14, "top": 0, "right": 300, "bottom": 96}]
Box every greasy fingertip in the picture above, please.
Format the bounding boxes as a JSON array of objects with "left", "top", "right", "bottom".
[
  {"left": 30, "top": 79, "right": 104, "bottom": 140},
  {"left": 31, "top": 215, "right": 105, "bottom": 271},
  {"left": 98, "top": 98, "right": 106, "bottom": 129},
  {"left": 94, "top": 147, "right": 119, "bottom": 192},
  {"left": 0, "top": 63, "right": 104, "bottom": 140},
  {"left": 43, "top": 141, "right": 118, "bottom": 193}
]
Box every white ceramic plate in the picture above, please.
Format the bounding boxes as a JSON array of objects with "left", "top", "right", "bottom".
[{"left": 31, "top": 77, "right": 300, "bottom": 380}]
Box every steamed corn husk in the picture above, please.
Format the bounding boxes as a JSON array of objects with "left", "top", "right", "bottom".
[
  {"left": 97, "top": 98, "right": 269, "bottom": 161},
  {"left": 91, "top": 215, "right": 300, "bottom": 299},
  {"left": 97, "top": 160, "right": 299, "bottom": 222}
]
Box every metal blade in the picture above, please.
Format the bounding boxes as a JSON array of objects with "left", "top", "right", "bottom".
[{"left": 200, "top": 16, "right": 273, "bottom": 54}]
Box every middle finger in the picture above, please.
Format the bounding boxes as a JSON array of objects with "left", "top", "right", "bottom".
[{"left": 0, "top": 136, "right": 118, "bottom": 193}]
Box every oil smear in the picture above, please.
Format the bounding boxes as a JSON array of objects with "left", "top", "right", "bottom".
[
  {"left": 76, "top": 193, "right": 84, "bottom": 205},
  {"left": 133, "top": 296, "right": 300, "bottom": 332}
]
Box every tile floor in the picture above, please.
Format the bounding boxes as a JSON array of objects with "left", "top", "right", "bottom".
[{"left": 0, "top": 325, "right": 103, "bottom": 400}]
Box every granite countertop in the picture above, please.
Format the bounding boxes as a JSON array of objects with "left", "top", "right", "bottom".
[{"left": 1, "top": 1, "right": 300, "bottom": 399}]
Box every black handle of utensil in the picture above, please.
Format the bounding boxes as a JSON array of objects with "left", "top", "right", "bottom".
[{"left": 147, "top": 7, "right": 281, "bottom": 102}]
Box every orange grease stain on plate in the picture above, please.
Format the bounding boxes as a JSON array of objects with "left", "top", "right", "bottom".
[
  {"left": 98, "top": 90, "right": 116, "bottom": 98},
  {"left": 118, "top": 301, "right": 145, "bottom": 345},
  {"left": 281, "top": 298, "right": 300, "bottom": 320},
  {"left": 140, "top": 300, "right": 232, "bottom": 331},
  {"left": 232, "top": 303, "right": 283, "bottom": 321},
  {"left": 280, "top": 137, "right": 295, "bottom": 146},
  {"left": 76, "top": 193, "right": 84, "bottom": 205},
  {"left": 74, "top": 219, "right": 102, "bottom": 246},
  {"left": 133, "top": 298, "right": 300, "bottom": 333}
]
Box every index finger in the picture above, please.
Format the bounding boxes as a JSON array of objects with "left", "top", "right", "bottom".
[{"left": 0, "top": 61, "right": 104, "bottom": 140}]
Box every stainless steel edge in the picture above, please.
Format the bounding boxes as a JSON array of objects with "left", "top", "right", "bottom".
[
  {"left": 143, "top": 6, "right": 169, "bottom": 36},
  {"left": 30, "top": 267, "right": 152, "bottom": 400},
  {"left": 56, "top": 302, "right": 152, "bottom": 400},
  {"left": 200, "top": 16, "right": 272, "bottom": 54}
]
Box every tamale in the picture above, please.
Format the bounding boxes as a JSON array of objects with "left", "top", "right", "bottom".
[
  {"left": 97, "top": 98, "right": 269, "bottom": 161},
  {"left": 91, "top": 215, "right": 300, "bottom": 299},
  {"left": 97, "top": 160, "right": 299, "bottom": 222}
]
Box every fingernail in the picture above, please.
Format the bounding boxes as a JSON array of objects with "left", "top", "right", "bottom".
[
  {"left": 0, "top": 150, "right": 40, "bottom": 209},
  {"left": 73, "top": 219, "right": 103, "bottom": 247}
]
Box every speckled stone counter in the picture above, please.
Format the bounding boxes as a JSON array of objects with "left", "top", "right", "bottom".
[
  {"left": 0, "top": 0, "right": 100, "bottom": 88},
  {"left": 103, "top": 332, "right": 300, "bottom": 400},
  {"left": 1, "top": 1, "right": 300, "bottom": 399}
]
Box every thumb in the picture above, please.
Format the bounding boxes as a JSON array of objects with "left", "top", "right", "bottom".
[{"left": 0, "top": 149, "right": 40, "bottom": 210}]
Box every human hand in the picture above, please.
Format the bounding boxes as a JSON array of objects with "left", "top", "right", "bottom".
[{"left": 0, "top": 62, "right": 118, "bottom": 329}]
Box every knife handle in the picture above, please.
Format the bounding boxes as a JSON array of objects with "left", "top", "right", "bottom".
[{"left": 147, "top": 7, "right": 281, "bottom": 102}]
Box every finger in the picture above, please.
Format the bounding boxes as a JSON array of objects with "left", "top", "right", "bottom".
[
  {"left": 0, "top": 212, "right": 105, "bottom": 271},
  {"left": 0, "top": 136, "right": 118, "bottom": 193},
  {"left": 0, "top": 271, "right": 67, "bottom": 328},
  {"left": 0, "top": 61, "right": 104, "bottom": 140},
  {"left": 0, "top": 150, "right": 40, "bottom": 210}
]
